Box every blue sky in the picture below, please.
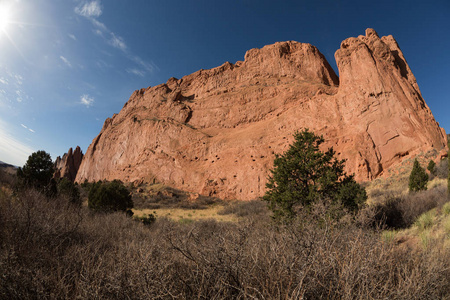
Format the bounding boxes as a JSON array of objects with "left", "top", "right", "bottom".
[{"left": 0, "top": 0, "right": 449, "bottom": 166}]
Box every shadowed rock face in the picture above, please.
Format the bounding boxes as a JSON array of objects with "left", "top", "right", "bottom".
[
  {"left": 75, "top": 29, "right": 447, "bottom": 200},
  {"left": 54, "top": 146, "right": 83, "bottom": 182}
]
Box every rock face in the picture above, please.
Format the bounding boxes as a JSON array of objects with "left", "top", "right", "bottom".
[
  {"left": 54, "top": 146, "right": 84, "bottom": 182},
  {"left": 75, "top": 29, "right": 447, "bottom": 200}
]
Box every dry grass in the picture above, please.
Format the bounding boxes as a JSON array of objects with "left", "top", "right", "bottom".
[
  {"left": 133, "top": 205, "right": 239, "bottom": 223},
  {"left": 1, "top": 187, "right": 450, "bottom": 299},
  {"left": 365, "top": 151, "right": 447, "bottom": 204}
]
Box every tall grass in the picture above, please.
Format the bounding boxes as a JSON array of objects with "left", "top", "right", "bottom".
[{"left": 1, "top": 189, "right": 450, "bottom": 299}]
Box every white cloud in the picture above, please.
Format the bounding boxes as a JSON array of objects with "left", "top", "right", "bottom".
[
  {"left": 60, "top": 56, "right": 72, "bottom": 68},
  {"left": 75, "top": 0, "right": 102, "bottom": 18},
  {"left": 110, "top": 33, "right": 127, "bottom": 51},
  {"left": 21, "top": 123, "right": 27, "bottom": 129},
  {"left": 131, "top": 55, "right": 159, "bottom": 73},
  {"left": 68, "top": 34, "right": 77, "bottom": 41},
  {"left": 0, "top": 78, "right": 8, "bottom": 85},
  {"left": 16, "top": 90, "right": 23, "bottom": 102},
  {"left": 0, "top": 121, "right": 35, "bottom": 166},
  {"left": 126, "top": 68, "right": 145, "bottom": 77},
  {"left": 73, "top": 1, "right": 157, "bottom": 76},
  {"left": 29, "top": 128, "right": 35, "bottom": 133},
  {"left": 80, "top": 94, "right": 94, "bottom": 107},
  {"left": 91, "top": 19, "right": 107, "bottom": 31},
  {"left": 14, "top": 74, "right": 23, "bottom": 85}
]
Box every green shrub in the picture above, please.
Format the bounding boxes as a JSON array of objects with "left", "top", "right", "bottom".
[
  {"left": 57, "top": 178, "right": 81, "bottom": 205},
  {"left": 427, "top": 160, "right": 436, "bottom": 175},
  {"left": 415, "top": 211, "right": 434, "bottom": 231},
  {"left": 263, "top": 129, "right": 366, "bottom": 221},
  {"left": 409, "top": 159, "right": 428, "bottom": 192},
  {"left": 88, "top": 180, "right": 133, "bottom": 212},
  {"left": 442, "top": 202, "right": 450, "bottom": 216}
]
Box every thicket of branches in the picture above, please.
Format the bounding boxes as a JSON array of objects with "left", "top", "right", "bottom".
[{"left": 1, "top": 189, "right": 450, "bottom": 299}]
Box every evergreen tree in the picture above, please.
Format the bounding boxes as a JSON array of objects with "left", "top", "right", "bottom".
[
  {"left": 409, "top": 159, "right": 428, "bottom": 192},
  {"left": 17, "top": 150, "right": 56, "bottom": 196},
  {"left": 263, "top": 129, "right": 366, "bottom": 221}
]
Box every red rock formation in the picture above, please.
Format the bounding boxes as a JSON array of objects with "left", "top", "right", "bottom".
[
  {"left": 75, "top": 29, "right": 447, "bottom": 200},
  {"left": 54, "top": 146, "right": 83, "bottom": 182}
]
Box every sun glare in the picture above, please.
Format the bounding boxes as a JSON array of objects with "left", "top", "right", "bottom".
[{"left": 0, "top": 3, "right": 12, "bottom": 33}]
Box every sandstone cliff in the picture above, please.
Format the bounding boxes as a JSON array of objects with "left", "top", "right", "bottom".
[
  {"left": 75, "top": 29, "right": 447, "bottom": 200},
  {"left": 54, "top": 146, "right": 83, "bottom": 182}
]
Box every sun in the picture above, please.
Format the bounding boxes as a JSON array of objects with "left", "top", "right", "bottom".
[{"left": 0, "top": 3, "right": 12, "bottom": 33}]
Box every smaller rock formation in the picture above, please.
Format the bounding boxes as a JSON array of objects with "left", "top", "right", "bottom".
[{"left": 54, "top": 146, "right": 83, "bottom": 182}]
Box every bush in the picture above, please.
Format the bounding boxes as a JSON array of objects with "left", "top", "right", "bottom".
[
  {"left": 427, "top": 160, "right": 436, "bottom": 175},
  {"left": 415, "top": 210, "right": 434, "bottom": 231},
  {"left": 363, "top": 186, "right": 448, "bottom": 230},
  {"left": 135, "top": 214, "right": 156, "bottom": 226},
  {"left": 263, "top": 129, "right": 366, "bottom": 221},
  {"left": 409, "top": 159, "right": 428, "bottom": 192},
  {"left": 1, "top": 189, "right": 450, "bottom": 299},
  {"left": 57, "top": 178, "right": 81, "bottom": 205},
  {"left": 88, "top": 180, "right": 133, "bottom": 212},
  {"left": 443, "top": 202, "right": 450, "bottom": 216}
]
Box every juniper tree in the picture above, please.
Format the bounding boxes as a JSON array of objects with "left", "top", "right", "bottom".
[
  {"left": 409, "top": 159, "right": 428, "bottom": 192},
  {"left": 263, "top": 129, "right": 367, "bottom": 221}
]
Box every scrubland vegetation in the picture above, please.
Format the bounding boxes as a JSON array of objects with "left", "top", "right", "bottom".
[
  {"left": 1, "top": 141, "right": 449, "bottom": 299},
  {"left": 1, "top": 184, "right": 450, "bottom": 299}
]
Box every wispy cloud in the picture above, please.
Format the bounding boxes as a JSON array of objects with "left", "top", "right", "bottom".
[
  {"left": 16, "top": 90, "right": 23, "bottom": 102},
  {"left": 21, "top": 123, "right": 35, "bottom": 133},
  {"left": 0, "top": 78, "right": 8, "bottom": 85},
  {"left": 91, "top": 19, "right": 107, "bottom": 31},
  {"left": 14, "top": 75, "right": 23, "bottom": 85},
  {"left": 60, "top": 56, "right": 72, "bottom": 68},
  {"left": 0, "top": 120, "right": 35, "bottom": 166},
  {"left": 110, "top": 33, "right": 127, "bottom": 51},
  {"left": 126, "top": 68, "right": 145, "bottom": 77},
  {"left": 74, "top": 0, "right": 157, "bottom": 76},
  {"left": 80, "top": 94, "right": 94, "bottom": 107},
  {"left": 68, "top": 34, "right": 77, "bottom": 41},
  {"left": 75, "top": 0, "right": 102, "bottom": 18}
]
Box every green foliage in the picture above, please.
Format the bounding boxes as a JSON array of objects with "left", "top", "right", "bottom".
[
  {"left": 57, "top": 178, "right": 81, "bottom": 205},
  {"left": 88, "top": 180, "right": 133, "bottom": 212},
  {"left": 263, "top": 129, "right": 367, "bottom": 221},
  {"left": 427, "top": 160, "right": 436, "bottom": 175},
  {"left": 17, "top": 150, "right": 56, "bottom": 196},
  {"left": 409, "top": 159, "right": 428, "bottom": 192}
]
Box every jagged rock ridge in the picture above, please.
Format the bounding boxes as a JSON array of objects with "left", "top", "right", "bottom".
[
  {"left": 75, "top": 29, "right": 447, "bottom": 200},
  {"left": 54, "top": 146, "right": 83, "bottom": 182}
]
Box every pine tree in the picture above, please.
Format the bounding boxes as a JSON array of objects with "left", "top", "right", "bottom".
[
  {"left": 263, "top": 129, "right": 366, "bottom": 221},
  {"left": 409, "top": 159, "right": 428, "bottom": 192}
]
